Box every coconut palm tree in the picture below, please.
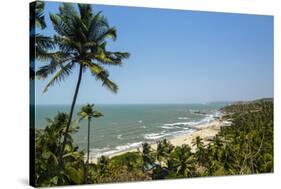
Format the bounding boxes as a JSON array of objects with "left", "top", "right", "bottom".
[
  {"left": 171, "top": 144, "right": 195, "bottom": 177},
  {"left": 78, "top": 104, "right": 103, "bottom": 165},
  {"left": 209, "top": 135, "right": 223, "bottom": 161},
  {"left": 192, "top": 136, "right": 204, "bottom": 149},
  {"left": 140, "top": 143, "right": 154, "bottom": 171},
  {"left": 156, "top": 139, "right": 174, "bottom": 166},
  {"left": 36, "top": 3, "right": 130, "bottom": 163},
  {"left": 192, "top": 136, "right": 206, "bottom": 166}
]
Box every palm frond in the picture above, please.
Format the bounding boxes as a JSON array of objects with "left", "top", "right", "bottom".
[
  {"left": 96, "top": 27, "right": 117, "bottom": 42},
  {"left": 36, "top": 52, "right": 73, "bottom": 79},
  {"left": 82, "top": 61, "right": 104, "bottom": 75},
  {"left": 96, "top": 72, "right": 118, "bottom": 93},
  {"left": 35, "top": 35, "right": 56, "bottom": 60},
  {"left": 36, "top": 35, "right": 55, "bottom": 50},
  {"left": 54, "top": 35, "right": 81, "bottom": 53},
  {"left": 88, "top": 11, "right": 109, "bottom": 40},
  {"left": 59, "top": 3, "right": 78, "bottom": 19},
  {"left": 86, "top": 45, "right": 129, "bottom": 65},
  {"left": 93, "top": 111, "right": 103, "bottom": 118},
  {"left": 77, "top": 112, "right": 88, "bottom": 122},
  {"left": 49, "top": 13, "right": 72, "bottom": 37},
  {"left": 78, "top": 4, "right": 93, "bottom": 21},
  {"left": 42, "top": 62, "right": 74, "bottom": 93},
  {"left": 82, "top": 61, "right": 118, "bottom": 93},
  {"left": 84, "top": 41, "right": 97, "bottom": 48},
  {"left": 96, "top": 49, "right": 130, "bottom": 65}
]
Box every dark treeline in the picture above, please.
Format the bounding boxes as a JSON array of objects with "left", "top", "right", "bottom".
[{"left": 34, "top": 99, "right": 273, "bottom": 187}]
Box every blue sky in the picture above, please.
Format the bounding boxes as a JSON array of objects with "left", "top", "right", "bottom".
[{"left": 35, "top": 1, "right": 273, "bottom": 104}]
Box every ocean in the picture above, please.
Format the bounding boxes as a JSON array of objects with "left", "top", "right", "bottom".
[{"left": 35, "top": 104, "right": 225, "bottom": 158}]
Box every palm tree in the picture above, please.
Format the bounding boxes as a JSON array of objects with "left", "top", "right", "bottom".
[
  {"left": 97, "top": 156, "right": 110, "bottom": 178},
  {"left": 156, "top": 141, "right": 165, "bottom": 164},
  {"left": 171, "top": 145, "right": 195, "bottom": 177},
  {"left": 192, "top": 136, "right": 204, "bottom": 149},
  {"left": 140, "top": 143, "right": 154, "bottom": 171},
  {"left": 192, "top": 136, "right": 206, "bottom": 166},
  {"left": 78, "top": 104, "right": 103, "bottom": 165},
  {"left": 209, "top": 135, "right": 223, "bottom": 161},
  {"left": 37, "top": 3, "right": 130, "bottom": 163},
  {"left": 156, "top": 139, "right": 174, "bottom": 166}
]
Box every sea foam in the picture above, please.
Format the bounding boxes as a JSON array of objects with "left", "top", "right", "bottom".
[
  {"left": 178, "top": 117, "right": 189, "bottom": 120},
  {"left": 91, "top": 142, "right": 143, "bottom": 158},
  {"left": 144, "top": 132, "right": 168, "bottom": 140}
]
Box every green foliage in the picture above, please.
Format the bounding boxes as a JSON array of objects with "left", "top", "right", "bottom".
[
  {"left": 35, "top": 113, "right": 85, "bottom": 187},
  {"left": 90, "top": 153, "right": 150, "bottom": 183},
  {"left": 169, "top": 145, "right": 196, "bottom": 177},
  {"left": 78, "top": 104, "right": 103, "bottom": 121},
  {"left": 156, "top": 139, "right": 174, "bottom": 166}
]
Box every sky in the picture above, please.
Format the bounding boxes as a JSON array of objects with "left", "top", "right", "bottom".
[{"left": 34, "top": 1, "right": 274, "bottom": 105}]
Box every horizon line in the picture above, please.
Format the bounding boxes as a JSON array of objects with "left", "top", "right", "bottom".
[{"left": 33, "top": 97, "right": 273, "bottom": 106}]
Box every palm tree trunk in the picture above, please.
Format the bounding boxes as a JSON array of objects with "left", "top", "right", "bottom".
[
  {"left": 85, "top": 117, "right": 91, "bottom": 183},
  {"left": 87, "top": 118, "right": 91, "bottom": 165},
  {"left": 59, "top": 64, "right": 84, "bottom": 165}
]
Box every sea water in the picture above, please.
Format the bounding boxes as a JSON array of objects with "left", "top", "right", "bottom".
[{"left": 35, "top": 104, "right": 225, "bottom": 158}]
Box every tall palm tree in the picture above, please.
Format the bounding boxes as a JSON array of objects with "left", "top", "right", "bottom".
[
  {"left": 78, "top": 104, "right": 103, "bottom": 165},
  {"left": 37, "top": 3, "right": 130, "bottom": 163}
]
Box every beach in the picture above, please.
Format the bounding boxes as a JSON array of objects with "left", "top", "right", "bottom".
[
  {"left": 37, "top": 104, "right": 226, "bottom": 161},
  {"left": 89, "top": 119, "right": 225, "bottom": 163}
]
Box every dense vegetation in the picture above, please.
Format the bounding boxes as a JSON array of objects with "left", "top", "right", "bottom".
[{"left": 34, "top": 99, "right": 273, "bottom": 187}]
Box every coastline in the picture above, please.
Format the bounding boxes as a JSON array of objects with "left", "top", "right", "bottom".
[{"left": 89, "top": 118, "right": 226, "bottom": 164}]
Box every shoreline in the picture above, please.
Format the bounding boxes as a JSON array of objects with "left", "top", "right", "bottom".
[{"left": 89, "top": 118, "right": 226, "bottom": 164}]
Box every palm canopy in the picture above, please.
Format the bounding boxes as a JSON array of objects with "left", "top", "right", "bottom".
[
  {"left": 78, "top": 104, "right": 103, "bottom": 121},
  {"left": 36, "top": 3, "right": 129, "bottom": 93},
  {"left": 192, "top": 136, "right": 204, "bottom": 149}
]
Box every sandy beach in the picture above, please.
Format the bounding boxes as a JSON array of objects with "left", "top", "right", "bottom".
[{"left": 89, "top": 119, "right": 225, "bottom": 163}]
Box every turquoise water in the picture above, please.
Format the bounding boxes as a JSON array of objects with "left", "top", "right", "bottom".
[{"left": 35, "top": 104, "right": 224, "bottom": 158}]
